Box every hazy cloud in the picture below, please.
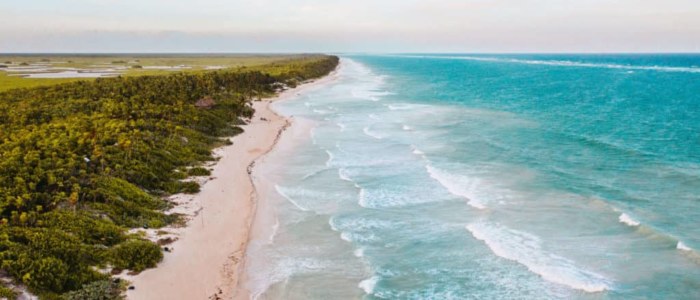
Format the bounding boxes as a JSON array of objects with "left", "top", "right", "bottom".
[{"left": 1, "top": 0, "right": 699, "bottom": 52}]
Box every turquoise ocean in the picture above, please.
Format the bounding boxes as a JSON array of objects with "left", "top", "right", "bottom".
[{"left": 245, "top": 55, "right": 700, "bottom": 299}]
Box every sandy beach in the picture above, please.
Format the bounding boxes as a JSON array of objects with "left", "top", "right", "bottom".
[{"left": 124, "top": 70, "right": 338, "bottom": 300}]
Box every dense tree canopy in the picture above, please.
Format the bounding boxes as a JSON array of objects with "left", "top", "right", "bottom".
[{"left": 0, "top": 55, "right": 339, "bottom": 299}]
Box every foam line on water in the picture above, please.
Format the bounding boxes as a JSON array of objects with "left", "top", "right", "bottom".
[
  {"left": 385, "top": 103, "right": 424, "bottom": 110},
  {"left": 358, "top": 276, "right": 380, "bottom": 295},
  {"left": 268, "top": 217, "right": 280, "bottom": 244},
  {"left": 353, "top": 247, "right": 365, "bottom": 257},
  {"left": 618, "top": 213, "right": 641, "bottom": 227},
  {"left": 363, "top": 126, "right": 383, "bottom": 139},
  {"left": 466, "top": 221, "right": 612, "bottom": 293},
  {"left": 396, "top": 55, "right": 700, "bottom": 73},
  {"left": 358, "top": 188, "right": 369, "bottom": 208},
  {"left": 301, "top": 165, "right": 331, "bottom": 180},
  {"left": 274, "top": 185, "right": 310, "bottom": 211},
  {"left": 325, "top": 149, "right": 334, "bottom": 167},
  {"left": 338, "top": 168, "right": 361, "bottom": 189},
  {"left": 677, "top": 241, "right": 692, "bottom": 251},
  {"left": 250, "top": 257, "right": 329, "bottom": 300},
  {"left": 410, "top": 145, "right": 426, "bottom": 158},
  {"left": 425, "top": 165, "right": 486, "bottom": 209}
]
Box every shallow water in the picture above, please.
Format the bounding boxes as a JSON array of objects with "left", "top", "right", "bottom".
[
  {"left": 16, "top": 70, "right": 120, "bottom": 78},
  {"left": 246, "top": 55, "right": 700, "bottom": 299}
]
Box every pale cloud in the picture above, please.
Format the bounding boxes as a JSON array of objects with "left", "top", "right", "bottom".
[{"left": 1, "top": 0, "right": 698, "bottom": 52}]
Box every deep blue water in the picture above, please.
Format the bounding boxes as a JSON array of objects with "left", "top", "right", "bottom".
[{"left": 246, "top": 54, "right": 700, "bottom": 299}]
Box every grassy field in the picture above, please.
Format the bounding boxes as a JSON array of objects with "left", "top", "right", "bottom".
[{"left": 0, "top": 54, "right": 309, "bottom": 92}]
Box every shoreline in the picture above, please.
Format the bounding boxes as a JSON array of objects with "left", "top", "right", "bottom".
[{"left": 124, "top": 68, "right": 339, "bottom": 300}]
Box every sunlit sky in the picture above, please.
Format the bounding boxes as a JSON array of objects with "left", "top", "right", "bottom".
[{"left": 1, "top": 0, "right": 699, "bottom": 53}]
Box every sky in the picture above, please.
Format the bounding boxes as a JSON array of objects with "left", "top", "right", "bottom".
[{"left": 1, "top": 0, "right": 699, "bottom": 53}]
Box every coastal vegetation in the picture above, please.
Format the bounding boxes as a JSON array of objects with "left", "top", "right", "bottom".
[
  {"left": 0, "top": 54, "right": 339, "bottom": 299},
  {"left": 0, "top": 54, "right": 319, "bottom": 92}
]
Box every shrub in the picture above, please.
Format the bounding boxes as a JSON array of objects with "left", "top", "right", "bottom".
[
  {"left": 131, "top": 65, "right": 142, "bottom": 69},
  {"left": 62, "top": 280, "right": 123, "bottom": 300},
  {"left": 179, "top": 181, "right": 200, "bottom": 194},
  {"left": 0, "top": 285, "right": 17, "bottom": 300},
  {"left": 163, "top": 181, "right": 201, "bottom": 194},
  {"left": 22, "top": 256, "right": 70, "bottom": 292},
  {"left": 187, "top": 167, "right": 211, "bottom": 176},
  {"left": 39, "top": 211, "right": 125, "bottom": 246},
  {"left": 109, "top": 240, "right": 162, "bottom": 272}
]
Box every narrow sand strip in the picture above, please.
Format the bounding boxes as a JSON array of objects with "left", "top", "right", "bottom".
[{"left": 125, "top": 72, "right": 338, "bottom": 300}]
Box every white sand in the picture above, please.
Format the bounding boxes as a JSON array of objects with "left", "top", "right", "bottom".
[{"left": 124, "top": 70, "right": 338, "bottom": 300}]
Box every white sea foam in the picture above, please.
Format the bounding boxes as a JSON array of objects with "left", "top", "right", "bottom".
[
  {"left": 274, "top": 185, "right": 310, "bottom": 211},
  {"left": 363, "top": 126, "right": 383, "bottom": 139},
  {"left": 309, "top": 127, "right": 317, "bottom": 145},
  {"left": 466, "top": 222, "right": 611, "bottom": 293},
  {"left": 268, "top": 218, "right": 280, "bottom": 244},
  {"left": 354, "top": 248, "right": 365, "bottom": 257},
  {"left": 336, "top": 122, "right": 346, "bottom": 131},
  {"left": 250, "top": 257, "right": 328, "bottom": 299},
  {"left": 340, "top": 232, "right": 353, "bottom": 242},
  {"left": 312, "top": 108, "right": 332, "bottom": 114},
  {"left": 359, "top": 276, "right": 380, "bottom": 294},
  {"left": 358, "top": 188, "right": 369, "bottom": 207},
  {"left": 325, "top": 150, "right": 335, "bottom": 167},
  {"left": 338, "top": 169, "right": 363, "bottom": 198},
  {"left": 340, "top": 231, "right": 378, "bottom": 243},
  {"left": 677, "top": 241, "right": 692, "bottom": 251},
  {"left": 398, "top": 55, "right": 700, "bottom": 74},
  {"left": 338, "top": 168, "right": 352, "bottom": 182},
  {"left": 330, "top": 216, "right": 395, "bottom": 232},
  {"left": 334, "top": 217, "right": 387, "bottom": 244},
  {"left": 618, "top": 213, "right": 640, "bottom": 227},
  {"left": 358, "top": 186, "right": 439, "bottom": 209},
  {"left": 425, "top": 165, "right": 486, "bottom": 209},
  {"left": 301, "top": 167, "right": 329, "bottom": 180},
  {"left": 387, "top": 103, "right": 420, "bottom": 110},
  {"left": 352, "top": 89, "right": 388, "bottom": 101},
  {"left": 402, "top": 124, "right": 412, "bottom": 131},
  {"left": 411, "top": 145, "right": 425, "bottom": 156}
]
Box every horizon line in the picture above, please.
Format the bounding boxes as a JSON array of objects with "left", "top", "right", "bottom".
[{"left": 2, "top": 52, "right": 700, "bottom": 56}]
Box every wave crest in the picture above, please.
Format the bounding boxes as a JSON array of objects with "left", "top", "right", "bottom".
[
  {"left": 618, "top": 213, "right": 641, "bottom": 227},
  {"left": 466, "top": 221, "right": 612, "bottom": 293},
  {"left": 359, "top": 276, "right": 380, "bottom": 294},
  {"left": 399, "top": 55, "right": 700, "bottom": 73},
  {"left": 425, "top": 165, "right": 486, "bottom": 209}
]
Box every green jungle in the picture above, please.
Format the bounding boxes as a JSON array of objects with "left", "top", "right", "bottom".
[{"left": 0, "top": 54, "right": 339, "bottom": 299}]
